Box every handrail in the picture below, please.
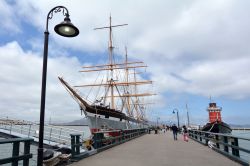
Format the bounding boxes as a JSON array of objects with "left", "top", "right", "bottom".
[
  {"left": 0, "top": 138, "right": 33, "bottom": 166},
  {"left": 188, "top": 129, "right": 250, "bottom": 166}
]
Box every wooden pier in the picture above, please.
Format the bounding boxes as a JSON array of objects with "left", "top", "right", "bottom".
[{"left": 70, "top": 131, "right": 241, "bottom": 166}]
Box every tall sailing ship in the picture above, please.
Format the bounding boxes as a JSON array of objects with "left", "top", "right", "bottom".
[{"left": 59, "top": 17, "right": 154, "bottom": 133}]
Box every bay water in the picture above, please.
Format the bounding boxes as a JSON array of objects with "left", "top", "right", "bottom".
[{"left": 232, "top": 130, "right": 250, "bottom": 162}]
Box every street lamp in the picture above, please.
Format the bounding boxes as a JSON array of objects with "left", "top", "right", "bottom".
[
  {"left": 37, "top": 6, "right": 79, "bottom": 166},
  {"left": 172, "top": 108, "right": 180, "bottom": 129},
  {"left": 156, "top": 117, "right": 160, "bottom": 126}
]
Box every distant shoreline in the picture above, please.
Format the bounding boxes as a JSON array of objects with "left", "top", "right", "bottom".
[
  {"left": 232, "top": 128, "right": 250, "bottom": 130},
  {"left": 50, "top": 124, "right": 89, "bottom": 127}
]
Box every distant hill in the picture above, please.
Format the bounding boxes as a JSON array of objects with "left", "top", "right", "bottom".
[
  {"left": 54, "top": 119, "right": 250, "bottom": 128},
  {"left": 54, "top": 118, "right": 89, "bottom": 126},
  {"left": 56, "top": 119, "right": 156, "bottom": 126},
  {"left": 229, "top": 124, "right": 250, "bottom": 128}
]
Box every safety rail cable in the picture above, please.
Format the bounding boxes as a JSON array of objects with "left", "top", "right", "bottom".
[
  {"left": 0, "top": 123, "right": 70, "bottom": 145},
  {"left": 0, "top": 123, "right": 84, "bottom": 146},
  {"left": 0, "top": 123, "right": 83, "bottom": 136},
  {"left": 0, "top": 125, "right": 79, "bottom": 146},
  {"left": 0, "top": 116, "right": 85, "bottom": 133}
]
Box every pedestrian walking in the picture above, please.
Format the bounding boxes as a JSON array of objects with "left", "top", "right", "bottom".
[
  {"left": 182, "top": 125, "right": 188, "bottom": 142},
  {"left": 171, "top": 124, "right": 178, "bottom": 140}
]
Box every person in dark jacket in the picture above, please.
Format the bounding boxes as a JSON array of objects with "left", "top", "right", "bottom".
[{"left": 171, "top": 124, "right": 178, "bottom": 140}]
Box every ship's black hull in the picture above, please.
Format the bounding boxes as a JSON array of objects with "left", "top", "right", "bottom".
[
  {"left": 202, "top": 121, "right": 232, "bottom": 133},
  {"left": 86, "top": 105, "right": 147, "bottom": 124},
  {"left": 85, "top": 106, "right": 148, "bottom": 131}
]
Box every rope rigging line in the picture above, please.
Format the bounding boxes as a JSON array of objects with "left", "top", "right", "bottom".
[
  {"left": 94, "top": 74, "right": 105, "bottom": 102},
  {"left": 86, "top": 70, "right": 102, "bottom": 100}
]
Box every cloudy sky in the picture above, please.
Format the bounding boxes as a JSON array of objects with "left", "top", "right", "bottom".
[{"left": 0, "top": 0, "right": 250, "bottom": 125}]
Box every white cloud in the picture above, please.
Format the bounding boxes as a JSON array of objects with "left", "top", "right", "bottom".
[
  {"left": 0, "top": 41, "right": 86, "bottom": 122},
  {"left": 0, "top": 1, "right": 21, "bottom": 33},
  {"left": 1, "top": 0, "right": 250, "bottom": 123},
  {"left": 181, "top": 58, "right": 250, "bottom": 99}
]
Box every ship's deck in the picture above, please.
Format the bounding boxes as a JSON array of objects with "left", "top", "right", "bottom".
[{"left": 70, "top": 130, "right": 241, "bottom": 166}]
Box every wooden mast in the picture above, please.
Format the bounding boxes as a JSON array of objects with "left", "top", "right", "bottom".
[
  {"left": 94, "top": 16, "right": 128, "bottom": 109},
  {"left": 125, "top": 47, "right": 132, "bottom": 117},
  {"left": 133, "top": 68, "right": 140, "bottom": 120}
]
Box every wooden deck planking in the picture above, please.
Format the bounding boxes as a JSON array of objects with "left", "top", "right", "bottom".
[{"left": 70, "top": 131, "right": 241, "bottom": 166}]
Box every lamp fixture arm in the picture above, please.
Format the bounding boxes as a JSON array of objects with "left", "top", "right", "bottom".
[
  {"left": 173, "top": 108, "right": 180, "bottom": 128},
  {"left": 45, "top": 6, "right": 69, "bottom": 32}
]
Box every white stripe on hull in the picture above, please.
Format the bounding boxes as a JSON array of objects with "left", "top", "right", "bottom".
[{"left": 86, "top": 112, "right": 148, "bottom": 130}]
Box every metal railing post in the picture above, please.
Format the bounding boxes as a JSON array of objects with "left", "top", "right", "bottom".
[
  {"left": 205, "top": 133, "right": 209, "bottom": 145},
  {"left": 231, "top": 137, "right": 240, "bottom": 157},
  {"left": 23, "top": 140, "right": 31, "bottom": 166},
  {"left": 76, "top": 135, "right": 80, "bottom": 154},
  {"left": 122, "top": 131, "right": 125, "bottom": 142},
  {"left": 71, "top": 134, "right": 76, "bottom": 157},
  {"left": 28, "top": 124, "right": 31, "bottom": 137},
  {"left": 194, "top": 130, "right": 197, "bottom": 139},
  {"left": 188, "top": 130, "right": 192, "bottom": 138},
  {"left": 70, "top": 134, "right": 81, "bottom": 157},
  {"left": 59, "top": 128, "right": 62, "bottom": 140},
  {"left": 223, "top": 136, "right": 229, "bottom": 153},
  {"left": 215, "top": 135, "right": 220, "bottom": 149},
  {"left": 48, "top": 128, "right": 52, "bottom": 144},
  {"left": 10, "top": 123, "right": 13, "bottom": 134},
  {"left": 20, "top": 124, "right": 23, "bottom": 134},
  {"left": 12, "top": 141, "right": 20, "bottom": 166}
]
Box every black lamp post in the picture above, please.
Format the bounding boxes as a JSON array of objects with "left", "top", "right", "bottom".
[
  {"left": 156, "top": 117, "right": 160, "bottom": 126},
  {"left": 172, "top": 108, "right": 180, "bottom": 129},
  {"left": 37, "top": 6, "right": 79, "bottom": 166}
]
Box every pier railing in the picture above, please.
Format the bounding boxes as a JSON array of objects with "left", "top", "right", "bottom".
[
  {"left": 67, "top": 128, "right": 148, "bottom": 160},
  {"left": 0, "top": 120, "right": 84, "bottom": 146},
  {"left": 0, "top": 138, "right": 33, "bottom": 166},
  {"left": 93, "top": 128, "right": 148, "bottom": 152},
  {"left": 189, "top": 130, "right": 250, "bottom": 166}
]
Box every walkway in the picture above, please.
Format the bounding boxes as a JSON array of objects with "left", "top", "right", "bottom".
[{"left": 71, "top": 131, "right": 240, "bottom": 166}]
